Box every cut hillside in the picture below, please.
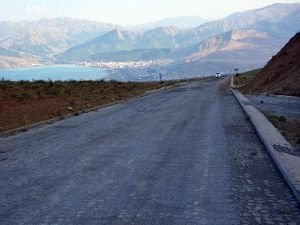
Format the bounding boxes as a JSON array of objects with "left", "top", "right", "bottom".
[{"left": 242, "top": 33, "right": 300, "bottom": 96}]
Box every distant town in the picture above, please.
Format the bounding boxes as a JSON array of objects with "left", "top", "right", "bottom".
[
  {"left": 73, "top": 60, "right": 175, "bottom": 81},
  {"left": 76, "top": 59, "right": 174, "bottom": 70}
]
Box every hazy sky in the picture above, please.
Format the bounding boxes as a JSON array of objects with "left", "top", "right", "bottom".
[{"left": 0, "top": 0, "right": 299, "bottom": 24}]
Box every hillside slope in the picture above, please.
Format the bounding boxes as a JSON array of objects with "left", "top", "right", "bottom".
[
  {"left": 0, "top": 56, "right": 38, "bottom": 69},
  {"left": 168, "top": 28, "right": 287, "bottom": 75},
  {"left": 0, "top": 18, "right": 118, "bottom": 56},
  {"left": 176, "top": 3, "right": 300, "bottom": 47},
  {"left": 133, "top": 16, "right": 208, "bottom": 30},
  {"left": 178, "top": 29, "right": 271, "bottom": 61},
  {"left": 243, "top": 33, "right": 300, "bottom": 96},
  {"left": 58, "top": 27, "right": 179, "bottom": 61}
]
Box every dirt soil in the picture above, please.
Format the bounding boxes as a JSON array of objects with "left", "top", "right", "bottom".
[
  {"left": 242, "top": 33, "right": 300, "bottom": 96},
  {"left": 0, "top": 80, "right": 177, "bottom": 133}
]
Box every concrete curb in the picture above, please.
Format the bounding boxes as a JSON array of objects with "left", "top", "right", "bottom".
[
  {"left": 230, "top": 79, "right": 300, "bottom": 203},
  {"left": 0, "top": 81, "right": 188, "bottom": 138}
]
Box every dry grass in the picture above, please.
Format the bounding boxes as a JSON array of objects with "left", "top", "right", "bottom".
[
  {"left": 233, "top": 69, "right": 261, "bottom": 87},
  {"left": 264, "top": 112, "right": 300, "bottom": 153},
  {"left": 0, "top": 79, "right": 178, "bottom": 133}
]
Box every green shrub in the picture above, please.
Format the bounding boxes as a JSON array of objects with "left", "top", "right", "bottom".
[
  {"left": 279, "top": 116, "right": 287, "bottom": 122},
  {"left": 36, "top": 90, "right": 42, "bottom": 97},
  {"left": 47, "top": 87, "right": 65, "bottom": 96},
  {"left": 17, "top": 92, "right": 31, "bottom": 101}
]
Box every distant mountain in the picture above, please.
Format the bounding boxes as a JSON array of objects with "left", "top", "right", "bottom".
[
  {"left": 0, "top": 47, "right": 20, "bottom": 58},
  {"left": 59, "top": 3, "right": 300, "bottom": 65},
  {"left": 0, "top": 28, "right": 68, "bottom": 56},
  {"left": 243, "top": 33, "right": 300, "bottom": 96},
  {"left": 0, "top": 18, "right": 119, "bottom": 57},
  {"left": 1, "top": 3, "right": 300, "bottom": 73},
  {"left": 69, "top": 49, "right": 171, "bottom": 62},
  {"left": 165, "top": 3, "right": 300, "bottom": 75},
  {"left": 178, "top": 29, "right": 278, "bottom": 61},
  {"left": 168, "top": 28, "right": 287, "bottom": 75},
  {"left": 0, "top": 55, "right": 38, "bottom": 69},
  {"left": 135, "top": 26, "right": 180, "bottom": 49},
  {"left": 58, "top": 29, "right": 140, "bottom": 61},
  {"left": 176, "top": 3, "right": 300, "bottom": 47},
  {"left": 58, "top": 27, "right": 180, "bottom": 62},
  {"left": 132, "top": 16, "right": 208, "bottom": 30}
]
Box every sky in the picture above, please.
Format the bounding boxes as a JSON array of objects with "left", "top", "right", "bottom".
[{"left": 0, "top": 0, "right": 299, "bottom": 25}]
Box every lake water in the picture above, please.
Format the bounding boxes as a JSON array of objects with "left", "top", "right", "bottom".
[{"left": 0, "top": 65, "right": 109, "bottom": 81}]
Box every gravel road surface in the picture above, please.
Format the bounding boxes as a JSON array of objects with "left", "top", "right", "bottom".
[
  {"left": 0, "top": 78, "right": 299, "bottom": 225},
  {"left": 246, "top": 94, "right": 300, "bottom": 120}
]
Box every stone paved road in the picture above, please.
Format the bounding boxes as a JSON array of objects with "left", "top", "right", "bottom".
[{"left": 0, "top": 78, "right": 299, "bottom": 225}]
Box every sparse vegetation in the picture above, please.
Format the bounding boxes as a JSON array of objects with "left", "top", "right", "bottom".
[
  {"left": 0, "top": 79, "right": 180, "bottom": 132},
  {"left": 265, "top": 113, "right": 287, "bottom": 123},
  {"left": 263, "top": 112, "right": 300, "bottom": 153},
  {"left": 17, "top": 92, "right": 31, "bottom": 101},
  {"left": 233, "top": 69, "right": 261, "bottom": 87}
]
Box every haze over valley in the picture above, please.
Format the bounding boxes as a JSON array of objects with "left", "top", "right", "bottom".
[{"left": 0, "top": 2, "right": 299, "bottom": 80}]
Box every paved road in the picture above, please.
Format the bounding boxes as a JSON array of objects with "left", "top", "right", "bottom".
[{"left": 0, "top": 78, "right": 299, "bottom": 225}]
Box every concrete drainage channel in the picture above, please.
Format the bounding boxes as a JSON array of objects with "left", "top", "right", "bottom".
[
  {"left": 230, "top": 76, "right": 300, "bottom": 203},
  {"left": 0, "top": 81, "right": 192, "bottom": 138}
]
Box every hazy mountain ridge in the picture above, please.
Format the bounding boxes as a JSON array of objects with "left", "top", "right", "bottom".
[
  {"left": 0, "top": 16, "right": 204, "bottom": 58},
  {"left": 0, "top": 18, "right": 119, "bottom": 57},
  {"left": 131, "top": 16, "right": 208, "bottom": 30},
  {"left": 0, "top": 55, "right": 38, "bottom": 69},
  {"left": 59, "top": 3, "right": 300, "bottom": 66},
  {"left": 59, "top": 29, "right": 140, "bottom": 62},
  {"left": 175, "top": 3, "right": 300, "bottom": 48},
  {"left": 171, "top": 3, "right": 300, "bottom": 74},
  {"left": 167, "top": 28, "right": 287, "bottom": 75},
  {"left": 58, "top": 27, "right": 181, "bottom": 61},
  {"left": 180, "top": 29, "right": 271, "bottom": 62},
  {"left": 169, "top": 3, "right": 300, "bottom": 75},
  {"left": 0, "top": 3, "right": 299, "bottom": 72}
]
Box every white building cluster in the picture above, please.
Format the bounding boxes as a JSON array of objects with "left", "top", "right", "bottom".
[{"left": 77, "top": 60, "right": 173, "bottom": 70}]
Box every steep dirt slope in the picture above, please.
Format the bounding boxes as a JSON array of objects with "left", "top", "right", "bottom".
[{"left": 243, "top": 33, "right": 300, "bottom": 96}]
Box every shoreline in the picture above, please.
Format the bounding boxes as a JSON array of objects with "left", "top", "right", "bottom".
[{"left": 0, "top": 64, "right": 109, "bottom": 81}]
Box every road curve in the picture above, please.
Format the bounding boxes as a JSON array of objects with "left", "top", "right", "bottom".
[{"left": 0, "top": 78, "right": 299, "bottom": 224}]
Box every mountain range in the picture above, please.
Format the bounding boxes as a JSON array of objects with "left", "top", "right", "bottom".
[
  {"left": 130, "top": 16, "right": 208, "bottom": 30},
  {"left": 0, "top": 18, "right": 119, "bottom": 56},
  {"left": 0, "top": 3, "right": 299, "bottom": 76}
]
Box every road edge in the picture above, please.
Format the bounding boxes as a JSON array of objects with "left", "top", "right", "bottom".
[
  {"left": 0, "top": 81, "right": 190, "bottom": 138},
  {"left": 230, "top": 77, "right": 300, "bottom": 203}
]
